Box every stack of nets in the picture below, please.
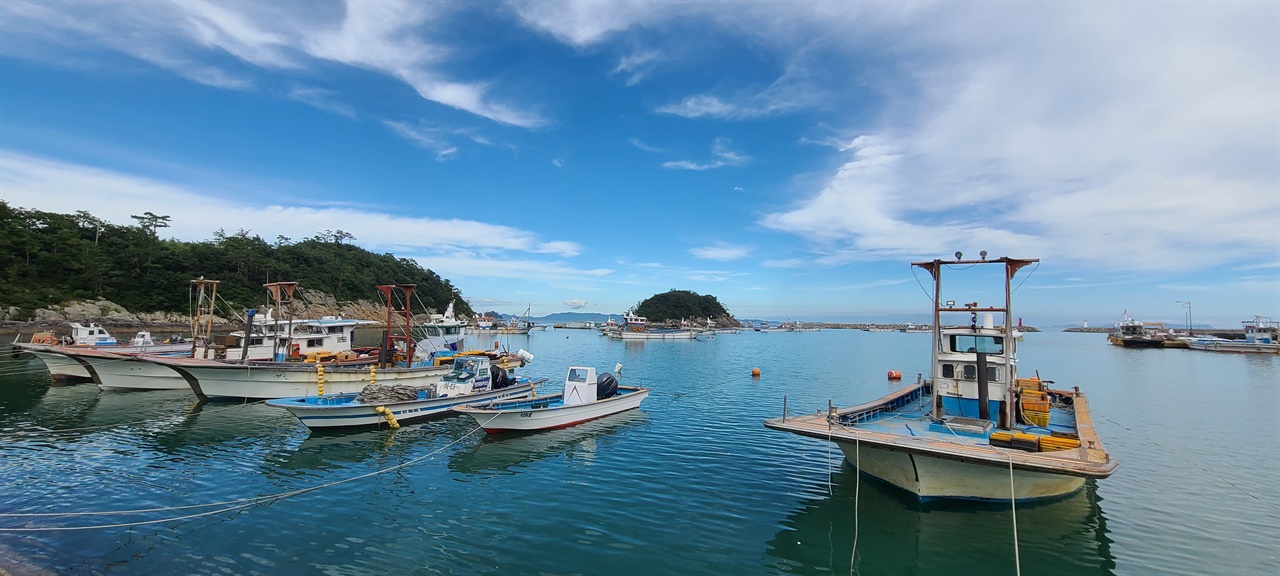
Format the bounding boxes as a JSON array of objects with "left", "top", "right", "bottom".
[{"left": 356, "top": 384, "right": 420, "bottom": 404}]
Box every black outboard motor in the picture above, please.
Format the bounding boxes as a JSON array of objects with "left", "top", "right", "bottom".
[
  {"left": 491, "top": 365, "right": 510, "bottom": 389},
  {"left": 596, "top": 372, "right": 618, "bottom": 399}
]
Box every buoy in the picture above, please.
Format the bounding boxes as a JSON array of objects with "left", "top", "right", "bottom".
[
  {"left": 887, "top": 370, "right": 902, "bottom": 380},
  {"left": 751, "top": 367, "right": 761, "bottom": 377}
]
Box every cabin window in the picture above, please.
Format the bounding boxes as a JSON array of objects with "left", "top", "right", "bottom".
[
  {"left": 425, "top": 327, "right": 442, "bottom": 337},
  {"left": 987, "top": 366, "right": 1000, "bottom": 381},
  {"left": 941, "top": 364, "right": 955, "bottom": 378},
  {"left": 568, "top": 368, "right": 589, "bottom": 382},
  {"left": 250, "top": 337, "right": 264, "bottom": 346},
  {"left": 950, "top": 335, "right": 1004, "bottom": 354},
  {"left": 960, "top": 364, "right": 1001, "bottom": 381},
  {"left": 327, "top": 326, "right": 343, "bottom": 334},
  {"left": 307, "top": 338, "right": 323, "bottom": 347},
  {"left": 962, "top": 364, "right": 977, "bottom": 379}
]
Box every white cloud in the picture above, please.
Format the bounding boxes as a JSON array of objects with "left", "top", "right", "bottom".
[
  {"left": 286, "top": 86, "right": 357, "bottom": 118},
  {"left": 551, "top": 158, "right": 565, "bottom": 168},
  {"left": 760, "top": 4, "right": 1279, "bottom": 272},
  {"left": 662, "top": 138, "right": 750, "bottom": 171},
  {"left": 690, "top": 242, "right": 753, "bottom": 261},
  {"left": 0, "top": 150, "right": 582, "bottom": 260},
  {"left": 563, "top": 299, "right": 589, "bottom": 309},
  {"left": 611, "top": 50, "right": 660, "bottom": 86},
  {"left": 627, "top": 138, "right": 666, "bottom": 154},
  {"left": 0, "top": 0, "right": 544, "bottom": 127}
]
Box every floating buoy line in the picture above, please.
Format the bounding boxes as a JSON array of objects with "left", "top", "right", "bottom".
[{"left": 0, "top": 413, "right": 502, "bottom": 532}]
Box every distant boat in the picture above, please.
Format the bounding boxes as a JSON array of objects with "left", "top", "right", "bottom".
[
  {"left": 766, "top": 255, "right": 1116, "bottom": 501},
  {"left": 606, "top": 310, "right": 696, "bottom": 340},
  {"left": 1106, "top": 311, "right": 1165, "bottom": 348},
  {"left": 1185, "top": 316, "right": 1280, "bottom": 354},
  {"left": 456, "top": 364, "right": 649, "bottom": 433}
]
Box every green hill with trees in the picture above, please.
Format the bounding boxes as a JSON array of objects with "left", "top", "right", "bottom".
[
  {"left": 0, "top": 202, "right": 471, "bottom": 320},
  {"left": 634, "top": 289, "right": 733, "bottom": 323}
]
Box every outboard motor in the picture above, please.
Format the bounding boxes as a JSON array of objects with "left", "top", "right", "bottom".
[
  {"left": 596, "top": 372, "right": 618, "bottom": 399},
  {"left": 491, "top": 365, "right": 510, "bottom": 390}
]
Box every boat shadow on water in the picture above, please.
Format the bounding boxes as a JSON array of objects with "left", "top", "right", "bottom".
[
  {"left": 448, "top": 409, "right": 649, "bottom": 475},
  {"left": 765, "top": 467, "right": 1116, "bottom": 576}
]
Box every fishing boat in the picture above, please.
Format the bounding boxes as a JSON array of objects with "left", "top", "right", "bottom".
[
  {"left": 456, "top": 364, "right": 649, "bottom": 433},
  {"left": 606, "top": 310, "right": 696, "bottom": 340},
  {"left": 1106, "top": 311, "right": 1164, "bottom": 348},
  {"left": 765, "top": 254, "right": 1116, "bottom": 501},
  {"left": 42, "top": 346, "right": 193, "bottom": 390},
  {"left": 267, "top": 356, "right": 543, "bottom": 429},
  {"left": 148, "top": 283, "right": 451, "bottom": 399},
  {"left": 16, "top": 326, "right": 191, "bottom": 380},
  {"left": 1185, "top": 316, "right": 1280, "bottom": 354},
  {"left": 411, "top": 300, "right": 469, "bottom": 356}
]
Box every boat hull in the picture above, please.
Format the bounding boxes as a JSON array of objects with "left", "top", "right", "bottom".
[
  {"left": 148, "top": 357, "right": 452, "bottom": 399},
  {"left": 835, "top": 442, "right": 1086, "bottom": 501},
  {"left": 608, "top": 331, "right": 696, "bottom": 340},
  {"left": 53, "top": 348, "right": 190, "bottom": 390},
  {"left": 1186, "top": 340, "right": 1280, "bottom": 354},
  {"left": 458, "top": 387, "right": 650, "bottom": 433},
  {"left": 267, "top": 382, "right": 537, "bottom": 429},
  {"left": 23, "top": 349, "right": 93, "bottom": 380}
]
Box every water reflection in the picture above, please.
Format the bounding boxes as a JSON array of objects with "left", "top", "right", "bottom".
[
  {"left": 449, "top": 409, "right": 648, "bottom": 475},
  {"left": 765, "top": 469, "right": 1115, "bottom": 576}
]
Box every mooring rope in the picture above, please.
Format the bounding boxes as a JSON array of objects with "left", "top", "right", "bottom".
[
  {"left": 1008, "top": 454, "right": 1022, "bottom": 576},
  {"left": 0, "top": 413, "right": 501, "bottom": 531}
]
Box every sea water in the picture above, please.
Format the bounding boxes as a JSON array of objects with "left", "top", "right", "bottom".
[{"left": 0, "top": 330, "right": 1276, "bottom": 575}]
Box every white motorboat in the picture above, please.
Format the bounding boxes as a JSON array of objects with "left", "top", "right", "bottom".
[
  {"left": 456, "top": 364, "right": 650, "bottom": 433},
  {"left": 606, "top": 311, "right": 696, "bottom": 340},
  {"left": 268, "top": 356, "right": 542, "bottom": 429},
  {"left": 1185, "top": 316, "right": 1280, "bottom": 354}
]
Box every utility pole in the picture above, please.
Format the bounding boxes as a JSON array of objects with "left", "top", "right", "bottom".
[{"left": 1175, "top": 300, "right": 1192, "bottom": 336}]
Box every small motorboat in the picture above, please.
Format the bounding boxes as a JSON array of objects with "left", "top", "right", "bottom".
[
  {"left": 267, "top": 356, "right": 543, "bottom": 430},
  {"left": 456, "top": 364, "right": 649, "bottom": 433}
]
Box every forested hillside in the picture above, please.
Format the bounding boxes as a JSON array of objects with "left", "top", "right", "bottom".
[{"left": 0, "top": 202, "right": 471, "bottom": 320}]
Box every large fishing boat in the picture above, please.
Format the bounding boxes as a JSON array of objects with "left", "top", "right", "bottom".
[
  {"left": 1185, "top": 316, "right": 1280, "bottom": 354},
  {"left": 1106, "top": 311, "right": 1164, "bottom": 348},
  {"left": 765, "top": 254, "right": 1116, "bottom": 501},
  {"left": 16, "top": 324, "right": 191, "bottom": 380},
  {"left": 606, "top": 310, "right": 696, "bottom": 340}
]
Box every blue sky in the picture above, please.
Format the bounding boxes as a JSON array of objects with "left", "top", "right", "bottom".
[{"left": 1, "top": 1, "right": 1277, "bottom": 328}]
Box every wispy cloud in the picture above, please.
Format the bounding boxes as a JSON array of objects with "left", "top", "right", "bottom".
[
  {"left": 0, "top": 0, "right": 545, "bottom": 127},
  {"left": 662, "top": 138, "right": 750, "bottom": 171},
  {"left": 563, "top": 299, "right": 589, "bottom": 309},
  {"left": 383, "top": 121, "right": 458, "bottom": 160},
  {"left": 286, "top": 86, "right": 356, "bottom": 118},
  {"left": 0, "top": 150, "right": 583, "bottom": 262},
  {"left": 690, "top": 242, "right": 753, "bottom": 261},
  {"left": 627, "top": 138, "right": 666, "bottom": 154},
  {"left": 611, "top": 50, "right": 660, "bottom": 86}
]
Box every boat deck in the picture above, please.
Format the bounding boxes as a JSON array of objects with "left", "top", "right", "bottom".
[{"left": 765, "top": 384, "right": 1116, "bottom": 479}]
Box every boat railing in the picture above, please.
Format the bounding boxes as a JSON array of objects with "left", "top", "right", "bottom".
[{"left": 836, "top": 383, "right": 929, "bottom": 426}]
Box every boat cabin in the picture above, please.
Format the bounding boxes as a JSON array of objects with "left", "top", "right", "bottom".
[
  {"left": 69, "top": 323, "right": 116, "bottom": 346},
  {"left": 623, "top": 311, "right": 647, "bottom": 333},
  {"left": 1243, "top": 316, "right": 1279, "bottom": 345},
  {"left": 564, "top": 366, "right": 597, "bottom": 406},
  {"left": 932, "top": 313, "right": 1014, "bottom": 428}
]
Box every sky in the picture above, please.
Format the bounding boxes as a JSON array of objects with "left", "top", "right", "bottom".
[{"left": 0, "top": 1, "right": 1277, "bottom": 328}]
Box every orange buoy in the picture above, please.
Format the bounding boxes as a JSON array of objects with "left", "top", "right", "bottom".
[
  {"left": 751, "top": 367, "right": 761, "bottom": 377},
  {"left": 887, "top": 370, "right": 902, "bottom": 380}
]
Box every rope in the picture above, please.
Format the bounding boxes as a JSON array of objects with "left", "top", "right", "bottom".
[
  {"left": 1008, "top": 454, "right": 1022, "bottom": 576},
  {"left": 849, "top": 434, "right": 860, "bottom": 575},
  {"left": 0, "top": 413, "right": 501, "bottom": 531}
]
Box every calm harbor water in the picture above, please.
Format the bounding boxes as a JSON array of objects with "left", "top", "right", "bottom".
[{"left": 0, "top": 330, "right": 1277, "bottom": 575}]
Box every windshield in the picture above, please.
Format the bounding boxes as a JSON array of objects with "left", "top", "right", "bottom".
[
  {"left": 950, "top": 334, "right": 1004, "bottom": 354},
  {"left": 568, "top": 368, "right": 589, "bottom": 382},
  {"left": 445, "top": 359, "right": 478, "bottom": 381}
]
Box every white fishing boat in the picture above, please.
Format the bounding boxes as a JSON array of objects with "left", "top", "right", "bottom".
[
  {"left": 16, "top": 326, "right": 191, "bottom": 380},
  {"left": 43, "top": 346, "right": 191, "bottom": 390},
  {"left": 1106, "top": 311, "right": 1165, "bottom": 348},
  {"left": 411, "top": 300, "right": 469, "bottom": 357},
  {"left": 148, "top": 283, "right": 453, "bottom": 399},
  {"left": 267, "top": 356, "right": 543, "bottom": 429},
  {"left": 606, "top": 311, "right": 696, "bottom": 340},
  {"left": 456, "top": 364, "right": 650, "bottom": 433},
  {"left": 1185, "top": 316, "right": 1280, "bottom": 354},
  {"left": 765, "top": 254, "right": 1116, "bottom": 501}
]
